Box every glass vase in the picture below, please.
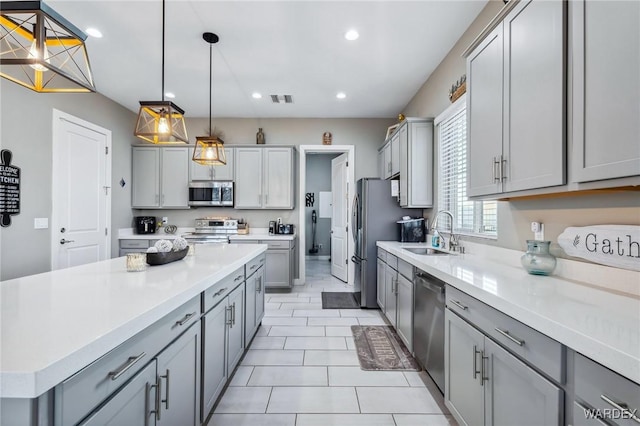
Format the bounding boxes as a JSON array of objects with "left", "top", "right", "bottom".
[{"left": 521, "top": 240, "right": 556, "bottom": 276}]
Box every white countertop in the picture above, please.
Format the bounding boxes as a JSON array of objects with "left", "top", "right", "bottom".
[
  {"left": 377, "top": 241, "right": 640, "bottom": 385},
  {"left": 0, "top": 244, "right": 267, "bottom": 398}
]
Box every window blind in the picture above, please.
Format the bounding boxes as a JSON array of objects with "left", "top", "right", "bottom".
[{"left": 437, "top": 99, "right": 497, "bottom": 238}]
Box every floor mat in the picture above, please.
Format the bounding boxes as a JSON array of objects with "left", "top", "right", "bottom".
[
  {"left": 351, "top": 325, "right": 421, "bottom": 371},
  {"left": 321, "top": 292, "right": 360, "bottom": 309}
]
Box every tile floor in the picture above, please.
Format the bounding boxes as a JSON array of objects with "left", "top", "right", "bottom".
[{"left": 212, "top": 258, "right": 456, "bottom": 426}]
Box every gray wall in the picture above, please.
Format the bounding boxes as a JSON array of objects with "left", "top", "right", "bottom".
[
  {"left": 401, "top": 0, "right": 640, "bottom": 254},
  {"left": 134, "top": 117, "right": 392, "bottom": 231},
  {"left": 0, "top": 79, "right": 136, "bottom": 281},
  {"left": 304, "top": 154, "right": 339, "bottom": 256}
]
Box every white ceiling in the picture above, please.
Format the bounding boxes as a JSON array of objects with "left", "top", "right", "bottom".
[{"left": 47, "top": 0, "right": 487, "bottom": 118}]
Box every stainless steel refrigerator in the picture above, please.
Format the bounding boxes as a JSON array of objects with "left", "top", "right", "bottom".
[{"left": 351, "top": 178, "right": 419, "bottom": 308}]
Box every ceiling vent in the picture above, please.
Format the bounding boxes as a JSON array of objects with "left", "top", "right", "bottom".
[{"left": 270, "top": 95, "right": 293, "bottom": 104}]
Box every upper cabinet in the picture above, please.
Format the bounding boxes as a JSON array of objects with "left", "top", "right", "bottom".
[
  {"left": 190, "top": 147, "right": 234, "bottom": 181},
  {"left": 570, "top": 0, "right": 640, "bottom": 183},
  {"left": 399, "top": 119, "right": 434, "bottom": 208},
  {"left": 466, "top": 0, "right": 566, "bottom": 198},
  {"left": 132, "top": 146, "right": 190, "bottom": 209},
  {"left": 235, "top": 147, "right": 295, "bottom": 210}
]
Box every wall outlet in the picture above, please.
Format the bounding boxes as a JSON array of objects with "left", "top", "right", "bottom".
[
  {"left": 34, "top": 218, "right": 48, "bottom": 229},
  {"left": 162, "top": 217, "right": 168, "bottom": 225},
  {"left": 531, "top": 222, "right": 545, "bottom": 241},
  {"left": 318, "top": 244, "right": 323, "bottom": 249}
]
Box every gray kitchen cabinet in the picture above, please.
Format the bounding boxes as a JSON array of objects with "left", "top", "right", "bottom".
[
  {"left": 383, "top": 142, "right": 392, "bottom": 179},
  {"left": 390, "top": 132, "right": 400, "bottom": 177},
  {"left": 235, "top": 147, "right": 295, "bottom": 209},
  {"left": 445, "top": 308, "right": 484, "bottom": 426},
  {"left": 189, "top": 147, "right": 234, "bottom": 181},
  {"left": 119, "top": 239, "right": 150, "bottom": 256},
  {"left": 466, "top": 0, "right": 565, "bottom": 197},
  {"left": 201, "top": 300, "right": 228, "bottom": 422},
  {"left": 383, "top": 259, "right": 397, "bottom": 328},
  {"left": 245, "top": 255, "right": 266, "bottom": 343},
  {"left": 398, "top": 119, "right": 434, "bottom": 208},
  {"left": 377, "top": 149, "right": 385, "bottom": 179},
  {"left": 573, "top": 352, "right": 640, "bottom": 426},
  {"left": 132, "top": 147, "right": 190, "bottom": 209},
  {"left": 571, "top": 0, "right": 640, "bottom": 183},
  {"left": 80, "top": 360, "right": 157, "bottom": 426},
  {"left": 376, "top": 257, "right": 386, "bottom": 311},
  {"left": 226, "top": 283, "right": 245, "bottom": 373},
  {"left": 155, "top": 322, "right": 200, "bottom": 426},
  {"left": 396, "top": 270, "right": 413, "bottom": 352},
  {"left": 233, "top": 239, "right": 295, "bottom": 289}
]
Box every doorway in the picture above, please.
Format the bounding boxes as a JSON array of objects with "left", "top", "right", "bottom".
[
  {"left": 297, "top": 145, "right": 355, "bottom": 286},
  {"left": 51, "top": 110, "right": 111, "bottom": 270}
]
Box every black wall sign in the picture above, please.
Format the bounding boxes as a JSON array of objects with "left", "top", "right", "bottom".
[{"left": 0, "top": 149, "right": 20, "bottom": 227}]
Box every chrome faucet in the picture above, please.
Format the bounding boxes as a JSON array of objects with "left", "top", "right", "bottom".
[{"left": 431, "top": 210, "right": 460, "bottom": 252}]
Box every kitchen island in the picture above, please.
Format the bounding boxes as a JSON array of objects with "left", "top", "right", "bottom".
[{"left": 1, "top": 243, "right": 267, "bottom": 425}]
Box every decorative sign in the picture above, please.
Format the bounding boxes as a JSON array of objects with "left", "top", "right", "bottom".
[
  {"left": 0, "top": 149, "right": 20, "bottom": 227},
  {"left": 558, "top": 225, "right": 640, "bottom": 271},
  {"left": 322, "top": 132, "right": 332, "bottom": 145}
]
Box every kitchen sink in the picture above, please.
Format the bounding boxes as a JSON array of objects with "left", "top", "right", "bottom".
[{"left": 404, "top": 247, "right": 449, "bottom": 255}]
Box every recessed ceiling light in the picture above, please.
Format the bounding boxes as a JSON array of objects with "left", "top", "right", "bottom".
[
  {"left": 252, "top": 92, "right": 262, "bottom": 99},
  {"left": 85, "top": 28, "right": 102, "bottom": 38},
  {"left": 345, "top": 30, "right": 359, "bottom": 41},
  {"left": 336, "top": 92, "right": 347, "bottom": 99},
  {"left": 165, "top": 92, "right": 175, "bottom": 99}
]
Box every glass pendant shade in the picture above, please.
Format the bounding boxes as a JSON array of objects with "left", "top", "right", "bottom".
[
  {"left": 134, "top": 101, "right": 188, "bottom": 144},
  {"left": 0, "top": 0, "right": 95, "bottom": 92},
  {"left": 193, "top": 136, "right": 226, "bottom": 165}
]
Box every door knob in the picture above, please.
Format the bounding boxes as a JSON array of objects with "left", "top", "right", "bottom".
[{"left": 60, "top": 239, "right": 75, "bottom": 245}]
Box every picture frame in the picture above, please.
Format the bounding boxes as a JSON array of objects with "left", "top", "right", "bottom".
[{"left": 385, "top": 124, "right": 399, "bottom": 140}]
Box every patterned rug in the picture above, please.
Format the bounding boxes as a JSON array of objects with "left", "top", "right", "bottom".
[
  {"left": 351, "top": 325, "right": 421, "bottom": 371},
  {"left": 321, "top": 292, "right": 359, "bottom": 309}
]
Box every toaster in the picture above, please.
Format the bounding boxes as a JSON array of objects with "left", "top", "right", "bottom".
[{"left": 135, "top": 216, "right": 157, "bottom": 234}]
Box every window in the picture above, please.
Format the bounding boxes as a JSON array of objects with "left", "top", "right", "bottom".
[{"left": 435, "top": 95, "right": 497, "bottom": 238}]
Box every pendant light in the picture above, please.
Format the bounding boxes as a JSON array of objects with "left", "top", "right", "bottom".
[
  {"left": 192, "top": 32, "right": 226, "bottom": 166},
  {"left": 134, "top": 0, "right": 188, "bottom": 144},
  {"left": 0, "top": 0, "right": 95, "bottom": 92}
]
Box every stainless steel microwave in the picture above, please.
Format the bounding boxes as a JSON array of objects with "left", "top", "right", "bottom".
[{"left": 188, "top": 181, "right": 234, "bottom": 207}]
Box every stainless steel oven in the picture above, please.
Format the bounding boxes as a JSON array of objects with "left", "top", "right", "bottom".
[
  {"left": 188, "top": 181, "right": 233, "bottom": 207},
  {"left": 182, "top": 217, "right": 238, "bottom": 244}
]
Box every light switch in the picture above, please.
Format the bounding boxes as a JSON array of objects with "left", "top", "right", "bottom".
[{"left": 34, "top": 218, "right": 49, "bottom": 229}]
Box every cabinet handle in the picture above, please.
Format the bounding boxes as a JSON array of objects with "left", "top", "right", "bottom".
[
  {"left": 600, "top": 394, "right": 640, "bottom": 423},
  {"left": 250, "top": 264, "right": 257, "bottom": 270},
  {"left": 162, "top": 194, "right": 165, "bottom": 204},
  {"left": 234, "top": 274, "right": 244, "bottom": 282},
  {"left": 160, "top": 369, "right": 170, "bottom": 410},
  {"left": 481, "top": 351, "right": 489, "bottom": 386},
  {"left": 450, "top": 300, "right": 468, "bottom": 311},
  {"left": 473, "top": 345, "right": 481, "bottom": 380},
  {"left": 232, "top": 302, "right": 236, "bottom": 326},
  {"left": 108, "top": 352, "right": 146, "bottom": 380},
  {"left": 494, "top": 327, "right": 525, "bottom": 346},
  {"left": 145, "top": 381, "right": 159, "bottom": 426},
  {"left": 226, "top": 306, "right": 233, "bottom": 326},
  {"left": 501, "top": 156, "right": 507, "bottom": 181},
  {"left": 257, "top": 276, "right": 262, "bottom": 293},
  {"left": 265, "top": 194, "right": 268, "bottom": 205},
  {"left": 147, "top": 378, "right": 161, "bottom": 421},
  {"left": 175, "top": 312, "right": 196, "bottom": 327},
  {"left": 493, "top": 157, "right": 500, "bottom": 183},
  {"left": 258, "top": 194, "right": 262, "bottom": 205},
  {"left": 213, "top": 287, "right": 228, "bottom": 297},
  {"left": 155, "top": 194, "right": 159, "bottom": 204}
]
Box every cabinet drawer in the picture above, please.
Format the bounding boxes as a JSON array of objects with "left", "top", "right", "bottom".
[
  {"left": 386, "top": 253, "right": 398, "bottom": 271},
  {"left": 574, "top": 353, "right": 640, "bottom": 426},
  {"left": 266, "top": 240, "right": 290, "bottom": 249},
  {"left": 55, "top": 296, "right": 199, "bottom": 426},
  {"left": 378, "top": 248, "right": 387, "bottom": 262},
  {"left": 120, "top": 239, "right": 149, "bottom": 249},
  {"left": 246, "top": 254, "right": 266, "bottom": 278},
  {"left": 203, "top": 267, "right": 244, "bottom": 313},
  {"left": 446, "top": 285, "right": 563, "bottom": 382},
  {"left": 398, "top": 258, "right": 413, "bottom": 280}
]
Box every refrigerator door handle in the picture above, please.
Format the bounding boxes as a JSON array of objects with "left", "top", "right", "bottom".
[
  {"left": 351, "top": 194, "right": 359, "bottom": 242},
  {"left": 351, "top": 255, "right": 361, "bottom": 264}
]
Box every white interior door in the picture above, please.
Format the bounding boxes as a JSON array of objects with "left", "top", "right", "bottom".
[
  {"left": 330, "top": 153, "right": 348, "bottom": 282},
  {"left": 52, "top": 110, "right": 111, "bottom": 270}
]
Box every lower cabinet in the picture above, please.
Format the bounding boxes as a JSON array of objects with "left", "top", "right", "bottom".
[
  {"left": 396, "top": 271, "right": 413, "bottom": 352},
  {"left": 201, "top": 282, "right": 245, "bottom": 423},
  {"left": 233, "top": 239, "right": 296, "bottom": 289},
  {"left": 376, "top": 257, "right": 386, "bottom": 311},
  {"left": 245, "top": 259, "right": 266, "bottom": 343},
  {"left": 80, "top": 322, "right": 200, "bottom": 426},
  {"left": 445, "top": 309, "right": 562, "bottom": 426},
  {"left": 383, "top": 260, "right": 397, "bottom": 328}
]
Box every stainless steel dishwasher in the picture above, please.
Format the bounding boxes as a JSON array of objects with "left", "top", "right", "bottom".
[{"left": 413, "top": 269, "right": 445, "bottom": 394}]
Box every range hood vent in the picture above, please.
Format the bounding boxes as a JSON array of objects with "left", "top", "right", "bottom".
[{"left": 270, "top": 95, "right": 293, "bottom": 104}]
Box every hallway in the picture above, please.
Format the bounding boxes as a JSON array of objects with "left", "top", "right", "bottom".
[{"left": 211, "top": 258, "right": 455, "bottom": 425}]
